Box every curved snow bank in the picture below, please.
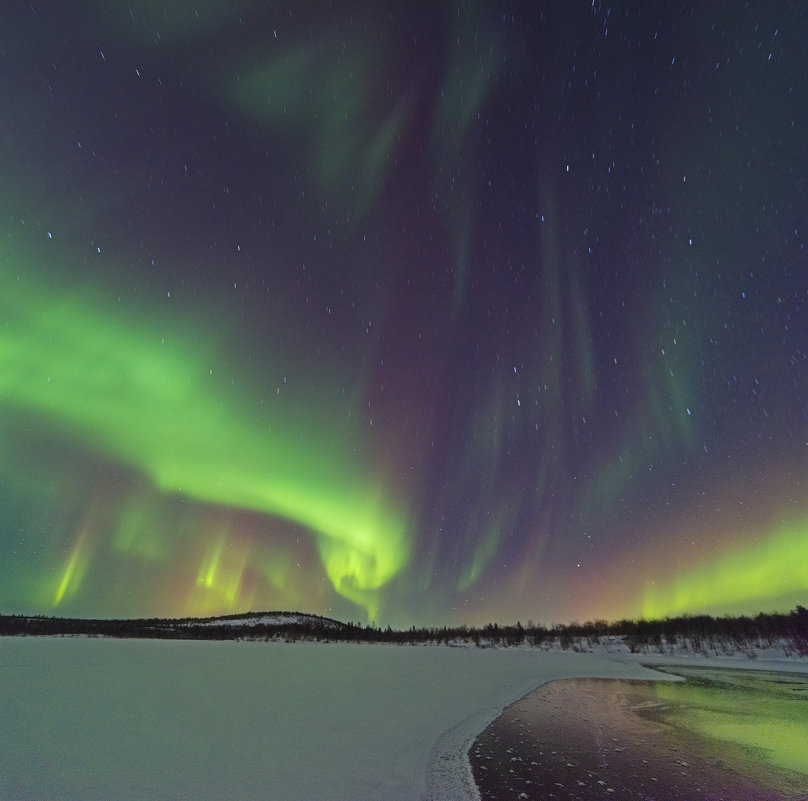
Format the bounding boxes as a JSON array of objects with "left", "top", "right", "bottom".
[
  {"left": 420, "top": 651, "right": 679, "bottom": 801},
  {"left": 2, "top": 638, "right": 799, "bottom": 801}
]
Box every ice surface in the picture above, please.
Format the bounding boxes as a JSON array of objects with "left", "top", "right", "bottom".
[{"left": 0, "top": 638, "right": 801, "bottom": 801}]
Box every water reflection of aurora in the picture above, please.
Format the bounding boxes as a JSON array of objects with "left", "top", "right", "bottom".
[{"left": 653, "top": 666, "right": 808, "bottom": 780}]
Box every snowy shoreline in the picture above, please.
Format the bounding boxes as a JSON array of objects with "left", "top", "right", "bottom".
[
  {"left": 1, "top": 638, "right": 805, "bottom": 801},
  {"left": 469, "top": 669, "right": 808, "bottom": 801},
  {"left": 424, "top": 651, "right": 808, "bottom": 801}
]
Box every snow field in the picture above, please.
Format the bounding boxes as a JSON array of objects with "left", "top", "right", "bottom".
[{"left": 2, "top": 638, "right": 798, "bottom": 801}]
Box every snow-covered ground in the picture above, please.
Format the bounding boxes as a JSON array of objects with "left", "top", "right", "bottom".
[
  {"left": 176, "top": 612, "right": 343, "bottom": 628},
  {"left": 0, "top": 638, "right": 805, "bottom": 801}
]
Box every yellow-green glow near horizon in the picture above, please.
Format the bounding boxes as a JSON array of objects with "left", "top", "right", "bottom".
[
  {"left": 654, "top": 673, "right": 808, "bottom": 778},
  {"left": 0, "top": 264, "right": 410, "bottom": 619},
  {"left": 642, "top": 521, "right": 808, "bottom": 620},
  {"left": 2, "top": 4, "right": 806, "bottom": 630}
]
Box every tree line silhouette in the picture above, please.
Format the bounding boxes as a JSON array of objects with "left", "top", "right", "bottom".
[{"left": 1, "top": 606, "right": 806, "bottom": 655}]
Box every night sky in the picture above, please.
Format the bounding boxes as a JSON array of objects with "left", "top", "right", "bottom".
[{"left": 2, "top": 2, "right": 806, "bottom": 628}]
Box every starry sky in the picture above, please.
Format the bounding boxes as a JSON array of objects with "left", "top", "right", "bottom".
[{"left": 1, "top": 2, "right": 806, "bottom": 627}]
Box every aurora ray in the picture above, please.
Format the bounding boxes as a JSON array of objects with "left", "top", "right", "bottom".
[
  {"left": 0, "top": 2, "right": 805, "bottom": 627},
  {"left": 0, "top": 259, "right": 409, "bottom": 619}
]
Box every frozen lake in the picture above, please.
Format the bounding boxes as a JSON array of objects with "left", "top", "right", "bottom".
[
  {"left": 471, "top": 668, "right": 808, "bottom": 800},
  {"left": 1, "top": 638, "right": 805, "bottom": 800}
]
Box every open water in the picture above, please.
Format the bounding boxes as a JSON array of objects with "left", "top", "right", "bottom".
[{"left": 470, "top": 666, "right": 808, "bottom": 800}]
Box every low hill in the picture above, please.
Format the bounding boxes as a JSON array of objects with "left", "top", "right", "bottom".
[
  {"left": 1, "top": 607, "right": 806, "bottom": 658},
  {"left": 0, "top": 610, "right": 349, "bottom": 639}
]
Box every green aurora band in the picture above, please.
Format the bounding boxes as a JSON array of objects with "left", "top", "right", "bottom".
[
  {"left": 642, "top": 520, "right": 808, "bottom": 620},
  {"left": 1, "top": 4, "right": 805, "bottom": 628},
  {"left": 0, "top": 258, "right": 410, "bottom": 619}
]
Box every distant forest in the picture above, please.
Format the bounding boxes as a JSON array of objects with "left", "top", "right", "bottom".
[{"left": 2, "top": 607, "right": 806, "bottom": 656}]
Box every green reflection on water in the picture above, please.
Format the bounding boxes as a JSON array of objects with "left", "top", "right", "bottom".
[{"left": 653, "top": 666, "right": 808, "bottom": 777}]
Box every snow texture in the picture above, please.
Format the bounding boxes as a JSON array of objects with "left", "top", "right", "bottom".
[
  {"left": 177, "top": 612, "right": 341, "bottom": 628},
  {"left": 1, "top": 638, "right": 803, "bottom": 801}
]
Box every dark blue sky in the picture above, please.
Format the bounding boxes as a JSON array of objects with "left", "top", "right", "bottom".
[{"left": 1, "top": 2, "right": 806, "bottom": 626}]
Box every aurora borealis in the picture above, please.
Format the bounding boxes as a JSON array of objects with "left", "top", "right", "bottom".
[{"left": 1, "top": 2, "right": 806, "bottom": 627}]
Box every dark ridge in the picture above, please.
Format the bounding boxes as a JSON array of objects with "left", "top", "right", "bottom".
[{"left": 1, "top": 606, "right": 806, "bottom": 654}]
